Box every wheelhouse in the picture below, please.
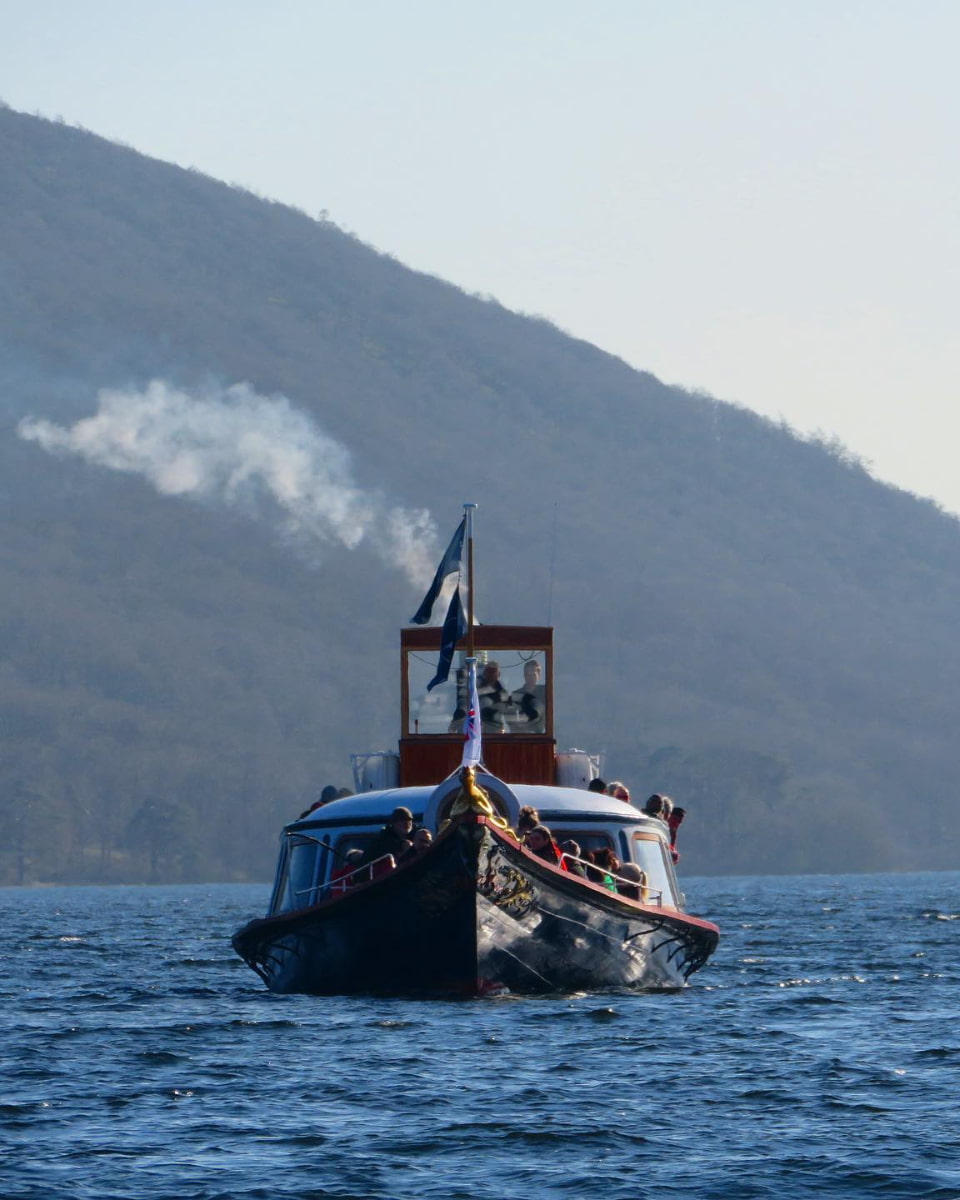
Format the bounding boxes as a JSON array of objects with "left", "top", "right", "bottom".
[{"left": 401, "top": 625, "right": 555, "bottom": 786}]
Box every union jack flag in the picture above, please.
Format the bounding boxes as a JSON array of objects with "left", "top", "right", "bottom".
[{"left": 461, "top": 658, "right": 482, "bottom": 769}]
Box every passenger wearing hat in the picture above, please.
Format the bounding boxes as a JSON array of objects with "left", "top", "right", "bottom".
[
  {"left": 360, "top": 806, "right": 414, "bottom": 867},
  {"left": 297, "top": 783, "right": 339, "bottom": 819}
]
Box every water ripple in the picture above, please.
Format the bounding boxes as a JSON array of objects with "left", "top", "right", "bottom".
[{"left": 1, "top": 875, "right": 960, "bottom": 1199}]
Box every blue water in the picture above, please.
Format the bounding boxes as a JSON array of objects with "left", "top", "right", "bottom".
[{"left": 2, "top": 873, "right": 959, "bottom": 1200}]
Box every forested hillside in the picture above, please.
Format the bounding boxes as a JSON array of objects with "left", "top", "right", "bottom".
[{"left": 2, "top": 103, "right": 958, "bottom": 884}]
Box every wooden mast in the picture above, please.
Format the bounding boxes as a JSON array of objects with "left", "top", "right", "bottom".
[{"left": 464, "top": 501, "right": 477, "bottom": 658}]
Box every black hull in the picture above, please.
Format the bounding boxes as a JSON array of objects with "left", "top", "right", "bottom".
[{"left": 232, "top": 817, "right": 718, "bottom": 996}]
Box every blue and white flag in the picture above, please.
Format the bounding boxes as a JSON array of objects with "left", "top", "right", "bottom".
[
  {"left": 410, "top": 517, "right": 465, "bottom": 626},
  {"left": 426, "top": 586, "right": 467, "bottom": 691},
  {"left": 461, "top": 658, "right": 482, "bottom": 769}
]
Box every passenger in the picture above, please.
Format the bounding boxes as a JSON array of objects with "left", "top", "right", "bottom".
[
  {"left": 617, "top": 862, "right": 649, "bottom": 902},
  {"left": 642, "top": 794, "right": 681, "bottom": 859},
  {"left": 583, "top": 854, "right": 608, "bottom": 886},
  {"left": 606, "top": 780, "right": 631, "bottom": 803},
  {"left": 509, "top": 660, "right": 546, "bottom": 733},
  {"left": 657, "top": 795, "right": 679, "bottom": 859},
  {"left": 360, "top": 806, "right": 414, "bottom": 867},
  {"left": 478, "top": 661, "right": 516, "bottom": 732},
  {"left": 399, "top": 828, "right": 434, "bottom": 863},
  {"left": 560, "top": 839, "right": 587, "bottom": 877},
  {"left": 643, "top": 794, "right": 666, "bottom": 819},
  {"left": 587, "top": 778, "right": 608, "bottom": 793},
  {"left": 580, "top": 847, "right": 618, "bottom": 887},
  {"left": 596, "top": 847, "right": 621, "bottom": 872},
  {"left": 517, "top": 805, "right": 540, "bottom": 837},
  {"left": 666, "top": 800, "right": 685, "bottom": 863},
  {"left": 589, "top": 847, "right": 621, "bottom": 892},
  {"left": 524, "top": 824, "right": 567, "bottom": 869},
  {"left": 331, "top": 848, "right": 365, "bottom": 894},
  {"left": 297, "top": 783, "right": 339, "bottom": 818}
]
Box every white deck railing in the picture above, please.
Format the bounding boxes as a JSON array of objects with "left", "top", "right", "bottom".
[
  {"left": 295, "top": 853, "right": 398, "bottom": 906},
  {"left": 559, "top": 854, "right": 663, "bottom": 905}
]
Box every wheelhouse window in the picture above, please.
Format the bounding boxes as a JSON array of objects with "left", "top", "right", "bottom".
[{"left": 405, "top": 647, "right": 550, "bottom": 736}]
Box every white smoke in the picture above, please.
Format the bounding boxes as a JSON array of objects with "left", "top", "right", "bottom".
[{"left": 18, "top": 380, "right": 439, "bottom": 586}]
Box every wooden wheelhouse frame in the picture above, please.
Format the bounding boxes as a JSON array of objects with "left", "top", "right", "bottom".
[{"left": 399, "top": 624, "right": 556, "bottom": 786}]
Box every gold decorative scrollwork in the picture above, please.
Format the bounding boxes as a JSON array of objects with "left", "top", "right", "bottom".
[
  {"left": 447, "top": 767, "right": 513, "bottom": 832},
  {"left": 478, "top": 847, "right": 535, "bottom": 917}
]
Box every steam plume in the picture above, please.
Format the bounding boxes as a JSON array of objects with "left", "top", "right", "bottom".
[{"left": 18, "top": 380, "right": 438, "bottom": 586}]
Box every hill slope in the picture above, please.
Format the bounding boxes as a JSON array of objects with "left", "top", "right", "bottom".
[{"left": 2, "top": 104, "right": 958, "bottom": 882}]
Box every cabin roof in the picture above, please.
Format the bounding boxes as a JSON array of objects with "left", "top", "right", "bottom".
[{"left": 289, "top": 782, "right": 653, "bottom": 830}]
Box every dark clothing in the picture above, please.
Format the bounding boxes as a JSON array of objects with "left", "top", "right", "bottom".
[
  {"left": 398, "top": 842, "right": 431, "bottom": 865},
  {"left": 509, "top": 684, "right": 546, "bottom": 733},
  {"left": 531, "top": 839, "right": 567, "bottom": 870},
  {"left": 478, "top": 677, "right": 515, "bottom": 731},
  {"left": 360, "top": 825, "right": 411, "bottom": 866}
]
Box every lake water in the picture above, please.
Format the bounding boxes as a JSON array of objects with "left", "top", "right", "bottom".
[{"left": 2, "top": 872, "right": 958, "bottom": 1200}]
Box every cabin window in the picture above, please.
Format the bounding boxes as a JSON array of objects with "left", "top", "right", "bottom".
[
  {"left": 551, "top": 830, "right": 613, "bottom": 859},
  {"left": 332, "top": 833, "right": 376, "bottom": 865},
  {"left": 323, "top": 833, "right": 392, "bottom": 888},
  {"left": 325, "top": 832, "right": 403, "bottom": 880},
  {"left": 275, "top": 839, "right": 322, "bottom": 912},
  {"left": 268, "top": 844, "right": 290, "bottom": 915},
  {"left": 630, "top": 833, "right": 676, "bottom": 906},
  {"left": 405, "top": 649, "right": 549, "bottom": 736}
]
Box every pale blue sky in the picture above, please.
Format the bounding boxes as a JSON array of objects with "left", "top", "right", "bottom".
[{"left": 3, "top": 1, "right": 958, "bottom": 510}]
